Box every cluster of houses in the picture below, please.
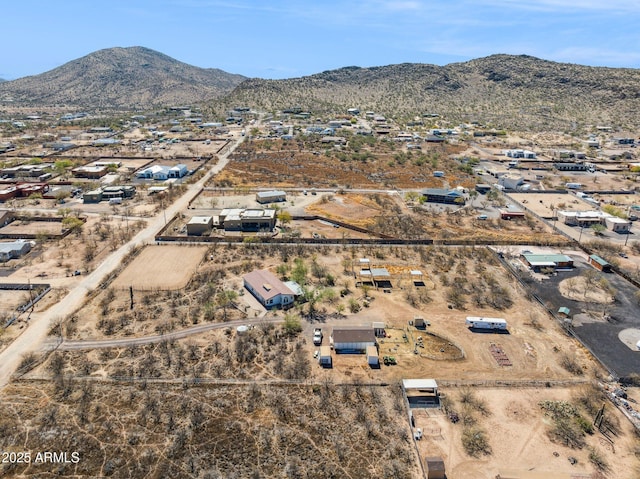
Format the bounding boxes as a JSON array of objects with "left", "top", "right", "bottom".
[
  {"left": 1, "top": 163, "right": 53, "bottom": 182},
  {"left": 136, "top": 164, "right": 188, "bottom": 180},
  {"left": 0, "top": 183, "right": 49, "bottom": 201}
]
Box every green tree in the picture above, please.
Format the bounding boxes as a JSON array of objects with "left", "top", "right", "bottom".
[
  {"left": 291, "top": 258, "right": 307, "bottom": 285},
  {"left": 275, "top": 263, "right": 290, "bottom": 280},
  {"left": 54, "top": 159, "right": 73, "bottom": 177},
  {"left": 216, "top": 290, "right": 238, "bottom": 321},
  {"left": 590, "top": 224, "right": 606, "bottom": 236},
  {"left": 283, "top": 313, "right": 302, "bottom": 336},
  {"left": 61, "top": 216, "right": 84, "bottom": 235},
  {"left": 277, "top": 210, "right": 292, "bottom": 228}
]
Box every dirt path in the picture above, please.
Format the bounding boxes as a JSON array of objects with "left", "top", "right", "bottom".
[
  {"left": 51, "top": 317, "right": 281, "bottom": 351},
  {"left": 0, "top": 136, "right": 245, "bottom": 390}
]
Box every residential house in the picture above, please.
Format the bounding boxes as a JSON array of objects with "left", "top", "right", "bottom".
[
  {"left": 421, "top": 188, "right": 465, "bottom": 205},
  {"left": 0, "top": 240, "right": 32, "bottom": 262},
  {"left": 331, "top": 327, "right": 376, "bottom": 353},
  {"left": 243, "top": 269, "right": 296, "bottom": 309}
]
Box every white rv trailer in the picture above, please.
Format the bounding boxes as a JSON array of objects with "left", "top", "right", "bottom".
[{"left": 465, "top": 317, "right": 508, "bottom": 330}]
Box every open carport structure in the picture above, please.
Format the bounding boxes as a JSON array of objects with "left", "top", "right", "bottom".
[
  {"left": 359, "top": 267, "right": 392, "bottom": 289},
  {"left": 403, "top": 379, "right": 440, "bottom": 408}
]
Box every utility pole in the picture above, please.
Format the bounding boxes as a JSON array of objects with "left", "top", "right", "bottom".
[
  {"left": 625, "top": 223, "right": 632, "bottom": 246},
  {"left": 578, "top": 224, "right": 585, "bottom": 243}
]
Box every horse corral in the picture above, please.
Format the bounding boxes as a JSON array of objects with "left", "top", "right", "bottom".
[{"left": 111, "top": 245, "right": 208, "bottom": 290}]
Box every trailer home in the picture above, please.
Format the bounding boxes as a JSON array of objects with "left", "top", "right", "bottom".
[
  {"left": 318, "top": 346, "right": 332, "bottom": 368},
  {"left": 466, "top": 317, "right": 508, "bottom": 330}
]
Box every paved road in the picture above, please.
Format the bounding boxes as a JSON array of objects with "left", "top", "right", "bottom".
[
  {"left": 0, "top": 136, "right": 245, "bottom": 390},
  {"left": 51, "top": 317, "right": 281, "bottom": 351}
]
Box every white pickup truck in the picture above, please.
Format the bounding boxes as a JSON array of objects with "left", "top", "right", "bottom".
[{"left": 313, "top": 328, "right": 323, "bottom": 345}]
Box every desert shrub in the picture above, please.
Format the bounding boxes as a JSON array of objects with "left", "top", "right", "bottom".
[
  {"left": 560, "top": 353, "right": 584, "bottom": 376},
  {"left": 462, "top": 427, "right": 491, "bottom": 457},
  {"left": 348, "top": 298, "right": 361, "bottom": 313},
  {"left": 575, "top": 415, "right": 594, "bottom": 435},
  {"left": 17, "top": 352, "right": 39, "bottom": 374},
  {"left": 459, "top": 388, "right": 491, "bottom": 416},
  {"left": 283, "top": 313, "right": 302, "bottom": 336},
  {"left": 550, "top": 418, "right": 586, "bottom": 448},
  {"left": 588, "top": 448, "right": 609, "bottom": 472}
]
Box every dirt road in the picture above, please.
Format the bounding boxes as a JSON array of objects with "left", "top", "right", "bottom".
[
  {"left": 51, "top": 317, "right": 281, "bottom": 350},
  {"left": 0, "top": 136, "right": 244, "bottom": 390}
]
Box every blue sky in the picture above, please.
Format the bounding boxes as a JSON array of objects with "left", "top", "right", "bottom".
[{"left": 2, "top": 0, "right": 639, "bottom": 80}]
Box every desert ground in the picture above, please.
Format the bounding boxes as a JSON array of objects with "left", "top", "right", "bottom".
[
  {"left": 111, "top": 245, "right": 208, "bottom": 290},
  {"left": 2, "top": 117, "right": 640, "bottom": 479}
]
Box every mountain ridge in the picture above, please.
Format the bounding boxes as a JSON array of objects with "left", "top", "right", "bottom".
[
  {"left": 1, "top": 48, "right": 639, "bottom": 130},
  {"left": 223, "top": 53, "right": 640, "bottom": 129},
  {"left": 0, "top": 46, "right": 247, "bottom": 109}
]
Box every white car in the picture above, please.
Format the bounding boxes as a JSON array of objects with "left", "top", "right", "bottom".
[{"left": 414, "top": 428, "right": 423, "bottom": 440}]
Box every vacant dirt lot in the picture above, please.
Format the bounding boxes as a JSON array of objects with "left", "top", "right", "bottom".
[
  {"left": 509, "top": 192, "right": 594, "bottom": 218},
  {"left": 213, "top": 137, "right": 475, "bottom": 190},
  {"left": 0, "top": 219, "right": 65, "bottom": 236},
  {"left": 111, "top": 245, "right": 207, "bottom": 290},
  {"left": 415, "top": 386, "right": 640, "bottom": 479}
]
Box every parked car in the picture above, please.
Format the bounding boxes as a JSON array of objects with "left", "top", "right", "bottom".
[
  {"left": 313, "top": 328, "right": 323, "bottom": 345},
  {"left": 477, "top": 215, "right": 488, "bottom": 220},
  {"left": 414, "top": 428, "right": 423, "bottom": 440}
]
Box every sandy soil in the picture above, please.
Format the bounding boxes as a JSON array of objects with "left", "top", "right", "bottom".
[
  {"left": 111, "top": 245, "right": 207, "bottom": 290},
  {"left": 509, "top": 193, "right": 595, "bottom": 218},
  {"left": 415, "top": 387, "right": 639, "bottom": 479},
  {"left": 558, "top": 276, "right": 614, "bottom": 304},
  {"left": 305, "top": 193, "right": 401, "bottom": 228},
  {"left": 0, "top": 220, "right": 65, "bottom": 235}
]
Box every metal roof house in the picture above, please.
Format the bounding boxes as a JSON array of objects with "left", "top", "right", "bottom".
[
  {"left": 0, "top": 240, "right": 32, "bottom": 262},
  {"left": 521, "top": 253, "right": 573, "bottom": 271},
  {"left": 421, "top": 188, "right": 465, "bottom": 205},
  {"left": 243, "top": 269, "right": 297, "bottom": 309},
  {"left": 136, "top": 165, "right": 166, "bottom": 179},
  {"left": 256, "top": 190, "right": 286, "bottom": 204},
  {"left": 588, "top": 254, "right": 612, "bottom": 272},
  {"left": 330, "top": 327, "right": 376, "bottom": 353},
  {"left": 136, "top": 164, "right": 188, "bottom": 180}
]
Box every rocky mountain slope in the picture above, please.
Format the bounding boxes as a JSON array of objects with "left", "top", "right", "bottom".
[
  {"left": 2, "top": 48, "right": 639, "bottom": 130},
  {"left": 225, "top": 54, "right": 640, "bottom": 130},
  {"left": 0, "top": 46, "right": 246, "bottom": 109}
]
